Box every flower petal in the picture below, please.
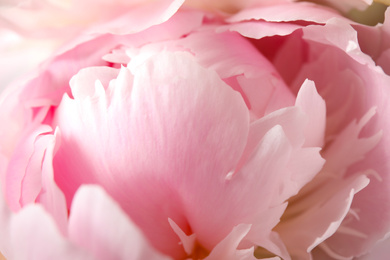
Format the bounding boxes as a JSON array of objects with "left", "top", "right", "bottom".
[
  {"left": 295, "top": 79, "right": 326, "bottom": 147},
  {"left": 227, "top": 2, "right": 342, "bottom": 24},
  {"left": 53, "top": 51, "right": 250, "bottom": 258},
  {"left": 0, "top": 192, "right": 92, "bottom": 260},
  {"left": 69, "top": 185, "right": 171, "bottom": 260},
  {"left": 205, "top": 224, "right": 255, "bottom": 260},
  {"left": 276, "top": 174, "right": 370, "bottom": 259}
]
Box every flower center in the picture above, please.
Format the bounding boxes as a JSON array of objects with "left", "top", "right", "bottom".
[{"left": 186, "top": 241, "right": 209, "bottom": 260}]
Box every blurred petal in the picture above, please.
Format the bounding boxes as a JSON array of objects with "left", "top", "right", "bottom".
[
  {"left": 0, "top": 192, "right": 92, "bottom": 260},
  {"left": 4, "top": 125, "right": 51, "bottom": 211},
  {"left": 69, "top": 185, "right": 171, "bottom": 260},
  {"left": 227, "top": 2, "right": 341, "bottom": 24}
]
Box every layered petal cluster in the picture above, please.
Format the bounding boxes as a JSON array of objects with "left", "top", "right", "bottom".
[{"left": 0, "top": 1, "right": 390, "bottom": 260}]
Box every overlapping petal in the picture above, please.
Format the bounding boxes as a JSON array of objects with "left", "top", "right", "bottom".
[
  {"left": 68, "top": 185, "right": 171, "bottom": 260},
  {"left": 0, "top": 1, "right": 389, "bottom": 259}
]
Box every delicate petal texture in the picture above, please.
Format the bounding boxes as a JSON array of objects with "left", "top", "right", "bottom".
[
  {"left": 34, "top": 129, "right": 68, "bottom": 235},
  {"left": 53, "top": 52, "right": 250, "bottom": 258},
  {"left": 86, "top": 0, "right": 186, "bottom": 35},
  {"left": 294, "top": 79, "right": 326, "bottom": 147},
  {"left": 301, "top": 19, "right": 378, "bottom": 67},
  {"left": 168, "top": 29, "right": 295, "bottom": 116},
  {"left": 3, "top": 124, "right": 68, "bottom": 234},
  {"left": 14, "top": 9, "right": 204, "bottom": 108},
  {"left": 168, "top": 219, "right": 196, "bottom": 255},
  {"left": 0, "top": 0, "right": 186, "bottom": 37},
  {"left": 252, "top": 11, "right": 390, "bottom": 259},
  {"left": 205, "top": 224, "right": 255, "bottom": 260},
  {"left": 0, "top": 1, "right": 389, "bottom": 260},
  {"left": 219, "top": 21, "right": 303, "bottom": 39},
  {"left": 69, "top": 185, "right": 171, "bottom": 260},
  {"left": 227, "top": 2, "right": 342, "bottom": 24},
  {"left": 292, "top": 23, "right": 390, "bottom": 258},
  {"left": 0, "top": 185, "right": 91, "bottom": 260},
  {"left": 4, "top": 125, "right": 52, "bottom": 211},
  {"left": 277, "top": 174, "right": 370, "bottom": 259},
  {"left": 8, "top": 205, "right": 92, "bottom": 260}
]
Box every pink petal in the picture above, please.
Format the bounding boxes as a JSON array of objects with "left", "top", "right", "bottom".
[
  {"left": 53, "top": 52, "right": 250, "bottom": 258},
  {"left": 357, "top": 236, "right": 390, "bottom": 260},
  {"left": 236, "top": 75, "right": 295, "bottom": 118},
  {"left": 282, "top": 19, "right": 390, "bottom": 257},
  {"left": 322, "top": 108, "right": 382, "bottom": 176},
  {"left": 16, "top": 9, "right": 204, "bottom": 108},
  {"left": 301, "top": 19, "right": 377, "bottom": 67},
  {"left": 0, "top": 83, "right": 32, "bottom": 161},
  {"left": 217, "top": 123, "right": 322, "bottom": 258},
  {"left": 219, "top": 21, "right": 303, "bottom": 39},
  {"left": 277, "top": 174, "right": 370, "bottom": 260},
  {"left": 4, "top": 125, "right": 52, "bottom": 211},
  {"left": 205, "top": 224, "right": 255, "bottom": 260},
  {"left": 69, "top": 185, "right": 171, "bottom": 260},
  {"left": 0, "top": 0, "right": 185, "bottom": 37},
  {"left": 377, "top": 48, "right": 390, "bottom": 75},
  {"left": 174, "top": 29, "right": 295, "bottom": 116},
  {"left": 69, "top": 66, "right": 119, "bottom": 100},
  {"left": 35, "top": 129, "right": 69, "bottom": 235},
  {"left": 276, "top": 107, "right": 383, "bottom": 259},
  {"left": 294, "top": 79, "right": 326, "bottom": 147},
  {"left": 227, "top": 2, "right": 342, "bottom": 24},
  {"left": 87, "top": 0, "right": 186, "bottom": 35},
  {"left": 177, "top": 30, "right": 279, "bottom": 79},
  {"left": 168, "top": 219, "right": 196, "bottom": 255},
  {"left": 5, "top": 203, "right": 92, "bottom": 260}
]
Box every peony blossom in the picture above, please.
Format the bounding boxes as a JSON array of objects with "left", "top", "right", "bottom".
[{"left": 0, "top": 0, "right": 390, "bottom": 259}]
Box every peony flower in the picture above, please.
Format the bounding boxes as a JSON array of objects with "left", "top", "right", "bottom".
[{"left": 0, "top": 0, "right": 389, "bottom": 259}]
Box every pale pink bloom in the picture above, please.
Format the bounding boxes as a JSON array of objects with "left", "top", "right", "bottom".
[{"left": 0, "top": 1, "right": 389, "bottom": 260}]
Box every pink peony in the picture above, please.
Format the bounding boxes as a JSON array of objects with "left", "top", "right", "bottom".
[{"left": 0, "top": 0, "right": 389, "bottom": 259}]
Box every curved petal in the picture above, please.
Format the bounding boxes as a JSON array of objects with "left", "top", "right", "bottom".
[
  {"left": 279, "top": 18, "right": 390, "bottom": 257},
  {"left": 205, "top": 224, "right": 255, "bottom": 260},
  {"left": 294, "top": 79, "right": 326, "bottom": 148},
  {"left": 69, "top": 185, "right": 171, "bottom": 260},
  {"left": 301, "top": 19, "right": 378, "bottom": 67},
  {"left": 53, "top": 51, "right": 250, "bottom": 258},
  {"left": 9, "top": 205, "right": 92, "bottom": 260},
  {"left": 0, "top": 188, "right": 92, "bottom": 260},
  {"left": 227, "top": 2, "right": 342, "bottom": 24},
  {"left": 219, "top": 21, "right": 303, "bottom": 39},
  {"left": 4, "top": 125, "right": 52, "bottom": 211},
  {"left": 87, "top": 0, "right": 186, "bottom": 35},
  {"left": 173, "top": 29, "right": 295, "bottom": 115},
  {"left": 276, "top": 174, "right": 370, "bottom": 259},
  {"left": 0, "top": 0, "right": 185, "bottom": 37}
]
